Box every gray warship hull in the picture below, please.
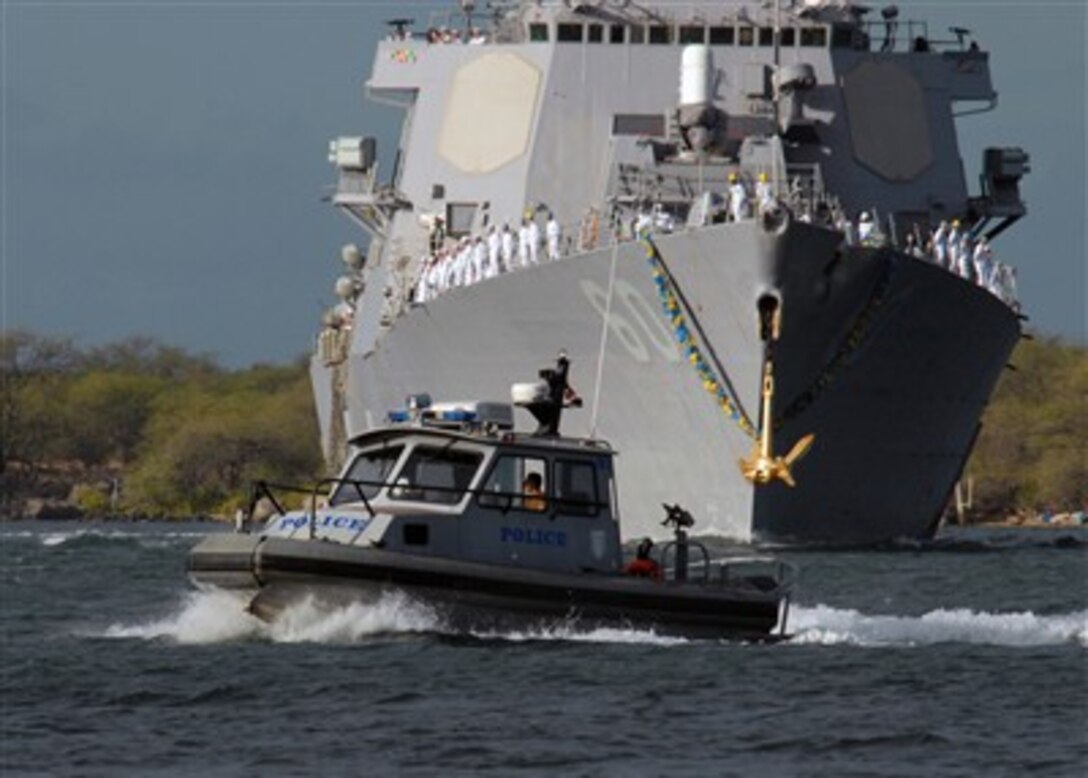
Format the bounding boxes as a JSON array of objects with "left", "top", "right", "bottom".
[
  {"left": 311, "top": 2, "right": 1029, "bottom": 545},
  {"left": 314, "top": 219, "right": 1019, "bottom": 544}
]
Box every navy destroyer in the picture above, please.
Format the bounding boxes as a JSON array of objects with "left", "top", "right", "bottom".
[{"left": 312, "top": 1, "right": 1030, "bottom": 544}]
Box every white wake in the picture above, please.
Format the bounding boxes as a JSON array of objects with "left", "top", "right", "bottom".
[
  {"left": 99, "top": 591, "right": 1087, "bottom": 649},
  {"left": 101, "top": 589, "right": 441, "bottom": 645},
  {"left": 100, "top": 590, "right": 687, "bottom": 646},
  {"left": 787, "top": 604, "right": 1088, "bottom": 648}
]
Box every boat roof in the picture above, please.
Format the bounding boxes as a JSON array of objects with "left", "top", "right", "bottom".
[{"left": 348, "top": 425, "right": 616, "bottom": 457}]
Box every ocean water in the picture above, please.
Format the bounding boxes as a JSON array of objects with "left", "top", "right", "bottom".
[{"left": 1, "top": 521, "right": 1085, "bottom": 777}]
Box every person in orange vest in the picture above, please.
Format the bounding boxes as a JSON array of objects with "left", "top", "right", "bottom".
[
  {"left": 522, "top": 473, "right": 547, "bottom": 512},
  {"left": 625, "top": 538, "right": 662, "bottom": 579}
]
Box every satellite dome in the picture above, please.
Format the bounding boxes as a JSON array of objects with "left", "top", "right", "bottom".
[
  {"left": 335, "top": 276, "right": 356, "bottom": 300},
  {"left": 341, "top": 243, "right": 363, "bottom": 270}
]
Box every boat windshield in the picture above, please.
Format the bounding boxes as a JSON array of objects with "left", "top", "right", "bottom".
[
  {"left": 389, "top": 446, "right": 483, "bottom": 505},
  {"left": 329, "top": 445, "right": 404, "bottom": 505}
]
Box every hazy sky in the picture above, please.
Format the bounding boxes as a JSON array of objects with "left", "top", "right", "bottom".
[{"left": 3, "top": 0, "right": 1085, "bottom": 366}]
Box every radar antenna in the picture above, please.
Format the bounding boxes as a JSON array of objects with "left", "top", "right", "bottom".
[
  {"left": 385, "top": 18, "right": 415, "bottom": 40},
  {"left": 949, "top": 26, "right": 971, "bottom": 50}
]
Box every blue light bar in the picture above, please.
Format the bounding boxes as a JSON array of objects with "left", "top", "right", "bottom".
[
  {"left": 437, "top": 409, "right": 477, "bottom": 423},
  {"left": 387, "top": 410, "right": 411, "bottom": 423}
]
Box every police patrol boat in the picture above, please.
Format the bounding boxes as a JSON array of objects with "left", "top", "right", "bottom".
[
  {"left": 188, "top": 356, "right": 794, "bottom": 640},
  {"left": 314, "top": 0, "right": 1030, "bottom": 545}
]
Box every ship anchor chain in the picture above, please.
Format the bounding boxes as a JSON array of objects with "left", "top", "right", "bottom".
[{"left": 739, "top": 301, "right": 815, "bottom": 487}]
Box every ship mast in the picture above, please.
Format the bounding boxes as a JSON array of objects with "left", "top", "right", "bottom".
[{"left": 772, "top": 0, "right": 782, "bottom": 199}]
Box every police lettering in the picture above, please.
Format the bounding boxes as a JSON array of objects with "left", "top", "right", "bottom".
[
  {"left": 500, "top": 526, "right": 567, "bottom": 547},
  {"left": 277, "top": 514, "right": 370, "bottom": 533}
]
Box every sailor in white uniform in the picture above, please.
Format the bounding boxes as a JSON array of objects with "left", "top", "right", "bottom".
[
  {"left": 471, "top": 236, "right": 487, "bottom": 283},
  {"left": 454, "top": 240, "right": 471, "bottom": 287},
  {"left": 931, "top": 221, "right": 949, "bottom": 268},
  {"left": 426, "top": 255, "right": 442, "bottom": 299},
  {"left": 727, "top": 173, "right": 749, "bottom": 222},
  {"left": 947, "top": 220, "right": 966, "bottom": 277},
  {"left": 857, "top": 211, "right": 876, "bottom": 244},
  {"left": 518, "top": 219, "right": 532, "bottom": 268},
  {"left": 527, "top": 217, "right": 541, "bottom": 266},
  {"left": 546, "top": 213, "right": 561, "bottom": 261},
  {"left": 754, "top": 172, "right": 774, "bottom": 213},
  {"left": 486, "top": 226, "right": 501, "bottom": 278},
  {"left": 440, "top": 251, "right": 455, "bottom": 293},
  {"left": 413, "top": 257, "right": 429, "bottom": 304},
  {"left": 501, "top": 223, "right": 515, "bottom": 271},
  {"left": 972, "top": 236, "right": 994, "bottom": 289}
]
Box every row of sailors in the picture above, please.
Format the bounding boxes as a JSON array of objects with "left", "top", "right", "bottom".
[
  {"left": 915, "top": 219, "right": 1019, "bottom": 310},
  {"left": 626, "top": 172, "right": 774, "bottom": 237},
  {"left": 847, "top": 213, "right": 1019, "bottom": 310},
  {"left": 414, "top": 216, "right": 563, "bottom": 303}
]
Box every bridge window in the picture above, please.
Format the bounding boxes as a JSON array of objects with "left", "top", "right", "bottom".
[
  {"left": 759, "top": 27, "right": 774, "bottom": 46},
  {"left": 629, "top": 25, "right": 645, "bottom": 44},
  {"left": 612, "top": 113, "right": 666, "bottom": 137},
  {"left": 390, "top": 446, "right": 482, "bottom": 505},
  {"left": 478, "top": 455, "right": 548, "bottom": 513},
  {"left": 800, "top": 27, "right": 827, "bottom": 47},
  {"left": 648, "top": 25, "right": 672, "bottom": 44},
  {"left": 528, "top": 23, "right": 549, "bottom": 43},
  {"left": 679, "top": 25, "right": 706, "bottom": 44},
  {"left": 557, "top": 23, "right": 584, "bottom": 43},
  {"left": 709, "top": 26, "right": 734, "bottom": 45},
  {"left": 587, "top": 23, "right": 603, "bottom": 43},
  {"left": 555, "top": 459, "right": 601, "bottom": 517},
  {"left": 781, "top": 27, "right": 796, "bottom": 46},
  {"left": 330, "top": 446, "right": 403, "bottom": 505},
  {"left": 738, "top": 27, "right": 755, "bottom": 47},
  {"left": 609, "top": 24, "right": 625, "bottom": 44},
  {"left": 445, "top": 202, "right": 477, "bottom": 238}
]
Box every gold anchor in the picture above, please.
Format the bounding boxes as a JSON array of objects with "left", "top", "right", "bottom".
[{"left": 739, "top": 358, "right": 815, "bottom": 487}]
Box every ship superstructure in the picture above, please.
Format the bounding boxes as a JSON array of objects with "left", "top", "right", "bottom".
[{"left": 313, "top": 0, "right": 1029, "bottom": 544}]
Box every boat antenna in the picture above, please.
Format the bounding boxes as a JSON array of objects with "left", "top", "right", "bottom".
[{"left": 589, "top": 234, "right": 622, "bottom": 436}]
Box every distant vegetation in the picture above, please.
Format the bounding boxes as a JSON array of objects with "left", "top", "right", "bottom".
[
  {"left": 966, "top": 335, "right": 1087, "bottom": 519},
  {"left": 1, "top": 332, "right": 322, "bottom": 519},
  {"left": 0, "top": 330, "right": 1083, "bottom": 521}
]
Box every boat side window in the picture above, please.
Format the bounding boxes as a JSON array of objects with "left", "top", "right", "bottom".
[
  {"left": 528, "top": 23, "right": 549, "bottom": 43},
  {"left": 587, "top": 24, "right": 603, "bottom": 43},
  {"left": 390, "top": 446, "right": 482, "bottom": 505},
  {"left": 477, "top": 455, "right": 548, "bottom": 513},
  {"left": 609, "top": 24, "right": 625, "bottom": 44},
  {"left": 780, "top": 27, "right": 796, "bottom": 47},
  {"left": 557, "top": 23, "right": 583, "bottom": 43},
  {"left": 330, "top": 446, "right": 403, "bottom": 505},
  {"left": 759, "top": 27, "right": 774, "bottom": 47},
  {"left": 800, "top": 27, "right": 827, "bottom": 47},
  {"left": 709, "top": 26, "right": 734, "bottom": 46},
  {"left": 554, "top": 459, "right": 600, "bottom": 518},
  {"left": 629, "top": 25, "right": 645, "bottom": 44},
  {"left": 738, "top": 27, "right": 755, "bottom": 47},
  {"left": 648, "top": 25, "right": 672, "bottom": 45},
  {"left": 679, "top": 25, "right": 705, "bottom": 45}
]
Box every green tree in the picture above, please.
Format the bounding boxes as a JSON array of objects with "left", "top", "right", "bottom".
[
  {"left": 969, "top": 335, "right": 1088, "bottom": 516},
  {"left": 64, "top": 371, "right": 168, "bottom": 466},
  {"left": 124, "top": 371, "right": 320, "bottom": 516}
]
